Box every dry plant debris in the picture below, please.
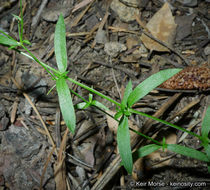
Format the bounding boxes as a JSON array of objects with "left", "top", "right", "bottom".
[
  {"left": 0, "top": 0, "right": 210, "bottom": 189},
  {"left": 159, "top": 66, "right": 210, "bottom": 90},
  {"left": 140, "top": 2, "right": 177, "bottom": 52}
]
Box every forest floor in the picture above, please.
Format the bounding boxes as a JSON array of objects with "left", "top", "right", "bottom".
[{"left": 0, "top": 0, "right": 210, "bottom": 189}]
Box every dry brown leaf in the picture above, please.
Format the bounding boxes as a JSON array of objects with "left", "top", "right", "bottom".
[
  {"left": 54, "top": 158, "right": 67, "bottom": 190},
  {"left": 140, "top": 2, "right": 177, "bottom": 52},
  {"left": 126, "top": 36, "right": 140, "bottom": 49},
  {"left": 106, "top": 110, "right": 119, "bottom": 135},
  {"left": 133, "top": 133, "right": 177, "bottom": 180},
  {"left": 79, "top": 139, "right": 96, "bottom": 167},
  {"left": 106, "top": 110, "right": 139, "bottom": 139},
  {"left": 146, "top": 133, "right": 177, "bottom": 168}
]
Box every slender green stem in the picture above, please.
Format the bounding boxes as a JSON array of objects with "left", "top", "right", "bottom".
[
  {"left": 67, "top": 77, "right": 203, "bottom": 142},
  {"left": 69, "top": 89, "right": 89, "bottom": 104},
  {"left": 2, "top": 0, "right": 204, "bottom": 145},
  {"left": 19, "top": 0, "right": 23, "bottom": 43},
  {"left": 67, "top": 77, "right": 121, "bottom": 107},
  {"left": 69, "top": 88, "right": 120, "bottom": 122},
  {"left": 129, "top": 108, "right": 202, "bottom": 141},
  {"left": 129, "top": 128, "right": 162, "bottom": 146},
  {"left": 20, "top": 45, "right": 60, "bottom": 78}
]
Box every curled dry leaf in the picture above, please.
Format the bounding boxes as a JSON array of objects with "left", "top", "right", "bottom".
[{"left": 159, "top": 66, "right": 210, "bottom": 90}]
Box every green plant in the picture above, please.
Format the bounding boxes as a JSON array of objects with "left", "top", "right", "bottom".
[{"left": 0, "top": 0, "right": 210, "bottom": 174}]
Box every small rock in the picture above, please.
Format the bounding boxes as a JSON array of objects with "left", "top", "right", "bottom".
[
  {"left": 0, "top": 125, "right": 55, "bottom": 189},
  {"left": 95, "top": 29, "right": 108, "bottom": 44},
  {"left": 0, "top": 103, "right": 9, "bottom": 131},
  {"left": 21, "top": 72, "right": 47, "bottom": 115},
  {"left": 24, "top": 97, "right": 34, "bottom": 115},
  {"left": 204, "top": 45, "right": 210, "bottom": 56},
  {"left": 42, "top": 7, "right": 71, "bottom": 22},
  {"left": 177, "top": 0, "right": 197, "bottom": 7},
  {"left": 85, "top": 15, "right": 99, "bottom": 30},
  {"left": 21, "top": 72, "right": 47, "bottom": 98},
  {"left": 0, "top": 116, "right": 9, "bottom": 131},
  {"left": 110, "top": 0, "right": 139, "bottom": 22},
  {"left": 104, "top": 42, "right": 127, "bottom": 57}
]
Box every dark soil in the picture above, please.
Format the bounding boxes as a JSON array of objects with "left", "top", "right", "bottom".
[{"left": 0, "top": 0, "right": 210, "bottom": 190}]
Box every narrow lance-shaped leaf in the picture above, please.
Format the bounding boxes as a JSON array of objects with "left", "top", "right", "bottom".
[
  {"left": 167, "top": 144, "right": 209, "bottom": 162},
  {"left": 202, "top": 106, "right": 210, "bottom": 139},
  {"left": 0, "top": 35, "right": 19, "bottom": 46},
  {"left": 54, "top": 14, "right": 67, "bottom": 73},
  {"left": 117, "top": 115, "right": 133, "bottom": 174},
  {"left": 56, "top": 78, "right": 76, "bottom": 133},
  {"left": 205, "top": 144, "right": 210, "bottom": 160},
  {"left": 128, "top": 69, "right": 182, "bottom": 107},
  {"left": 91, "top": 100, "right": 110, "bottom": 111},
  {"left": 133, "top": 144, "right": 161, "bottom": 160},
  {"left": 121, "top": 80, "right": 132, "bottom": 110}
]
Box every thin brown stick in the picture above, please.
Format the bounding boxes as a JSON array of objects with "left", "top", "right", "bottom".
[
  {"left": 54, "top": 128, "right": 69, "bottom": 190},
  {"left": 58, "top": 127, "right": 69, "bottom": 162},
  {"left": 40, "top": 145, "right": 56, "bottom": 190},
  {"left": 72, "top": 0, "right": 94, "bottom": 13},
  {"left": 71, "top": 0, "right": 95, "bottom": 27},
  {"left": 143, "top": 92, "right": 182, "bottom": 133},
  {"left": 108, "top": 26, "right": 139, "bottom": 35},
  {"left": 11, "top": 77, "right": 58, "bottom": 155}
]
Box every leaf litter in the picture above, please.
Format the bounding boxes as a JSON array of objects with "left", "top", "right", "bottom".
[{"left": 0, "top": 0, "right": 210, "bottom": 189}]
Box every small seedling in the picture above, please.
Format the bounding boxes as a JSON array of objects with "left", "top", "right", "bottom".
[{"left": 0, "top": 0, "right": 209, "bottom": 174}]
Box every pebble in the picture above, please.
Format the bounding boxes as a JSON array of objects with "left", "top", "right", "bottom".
[
  {"left": 177, "top": 0, "right": 198, "bottom": 7},
  {"left": 110, "top": 0, "right": 139, "bottom": 22},
  {"left": 104, "top": 42, "right": 127, "bottom": 57},
  {"left": 42, "top": 6, "right": 71, "bottom": 22},
  {"left": 0, "top": 103, "right": 9, "bottom": 131},
  {"left": 95, "top": 29, "right": 108, "bottom": 44},
  {"left": 204, "top": 45, "right": 210, "bottom": 56}
]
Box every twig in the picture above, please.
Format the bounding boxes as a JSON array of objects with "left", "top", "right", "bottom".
[
  {"left": 10, "top": 97, "right": 18, "bottom": 123},
  {"left": 31, "top": 0, "right": 49, "bottom": 39},
  {"left": 40, "top": 145, "right": 56, "bottom": 190},
  {"left": 54, "top": 128, "right": 69, "bottom": 190},
  {"left": 72, "top": 0, "right": 94, "bottom": 13},
  {"left": 91, "top": 155, "right": 121, "bottom": 190},
  {"left": 55, "top": 108, "right": 61, "bottom": 147},
  {"left": 11, "top": 77, "right": 58, "bottom": 155},
  {"left": 93, "top": 60, "right": 138, "bottom": 79},
  {"left": 108, "top": 26, "right": 139, "bottom": 35},
  {"left": 143, "top": 92, "right": 182, "bottom": 133},
  {"left": 110, "top": 58, "right": 122, "bottom": 100},
  {"left": 71, "top": 0, "right": 95, "bottom": 27}
]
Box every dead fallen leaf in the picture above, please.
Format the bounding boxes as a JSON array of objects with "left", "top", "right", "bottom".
[
  {"left": 133, "top": 132, "right": 177, "bottom": 180},
  {"left": 140, "top": 2, "right": 177, "bottom": 52},
  {"left": 106, "top": 110, "right": 119, "bottom": 135},
  {"left": 106, "top": 110, "right": 139, "bottom": 139},
  {"left": 175, "top": 14, "right": 196, "bottom": 41},
  {"left": 79, "top": 136, "right": 97, "bottom": 167},
  {"left": 126, "top": 36, "right": 140, "bottom": 49},
  {"left": 54, "top": 159, "right": 67, "bottom": 190},
  {"left": 146, "top": 133, "right": 177, "bottom": 168}
]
